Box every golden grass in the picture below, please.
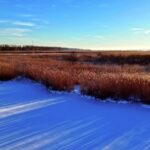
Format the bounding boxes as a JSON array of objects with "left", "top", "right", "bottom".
[{"left": 0, "top": 52, "right": 149, "bottom": 104}]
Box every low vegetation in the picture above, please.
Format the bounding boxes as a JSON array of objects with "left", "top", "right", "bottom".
[{"left": 0, "top": 45, "right": 150, "bottom": 104}]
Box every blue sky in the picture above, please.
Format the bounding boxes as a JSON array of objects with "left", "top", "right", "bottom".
[{"left": 0, "top": 0, "right": 150, "bottom": 50}]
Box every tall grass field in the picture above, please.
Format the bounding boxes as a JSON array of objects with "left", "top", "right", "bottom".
[{"left": 0, "top": 45, "right": 150, "bottom": 104}]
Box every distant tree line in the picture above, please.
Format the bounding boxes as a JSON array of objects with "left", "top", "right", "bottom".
[{"left": 0, "top": 44, "right": 80, "bottom": 52}]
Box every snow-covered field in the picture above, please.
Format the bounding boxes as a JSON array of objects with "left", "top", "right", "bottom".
[{"left": 0, "top": 79, "right": 150, "bottom": 150}]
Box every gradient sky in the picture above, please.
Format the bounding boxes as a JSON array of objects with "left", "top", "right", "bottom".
[{"left": 0, "top": 0, "right": 150, "bottom": 50}]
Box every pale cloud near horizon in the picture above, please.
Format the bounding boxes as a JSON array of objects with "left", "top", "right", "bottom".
[
  {"left": 131, "top": 27, "right": 150, "bottom": 35},
  {"left": 131, "top": 28, "right": 143, "bottom": 31},
  {"left": 93, "top": 35, "right": 105, "bottom": 39},
  {"left": 71, "top": 34, "right": 105, "bottom": 42},
  {"left": 86, "top": 34, "right": 105, "bottom": 40},
  {"left": 0, "top": 28, "right": 32, "bottom": 37},
  {"left": 144, "top": 30, "right": 150, "bottom": 34}
]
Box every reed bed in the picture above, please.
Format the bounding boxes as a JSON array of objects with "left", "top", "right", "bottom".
[{"left": 0, "top": 53, "right": 149, "bottom": 104}]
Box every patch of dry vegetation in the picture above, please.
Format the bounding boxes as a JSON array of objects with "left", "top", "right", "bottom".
[
  {"left": 80, "top": 73, "right": 150, "bottom": 104},
  {"left": 0, "top": 47, "right": 149, "bottom": 104}
]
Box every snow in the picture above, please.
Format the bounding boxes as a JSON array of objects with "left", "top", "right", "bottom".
[{"left": 0, "top": 79, "right": 150, "bottom": 150}]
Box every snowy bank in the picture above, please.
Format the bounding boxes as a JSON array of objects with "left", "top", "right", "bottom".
[{"left": 0, "top": 79, "right": 150, "bottom": 150}]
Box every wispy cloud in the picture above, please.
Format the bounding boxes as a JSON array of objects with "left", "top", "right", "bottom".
[
  {"left": 131, "top": 27, "right": 150, "bottom": 35},
  {"left": 0, "top": 28, "right": 32, "bottom": 37},
  {"left": 0, "top": 19, "right": 36, "bottom": 27},
  {"left": 20, "top": 14, "right": 35, "bottom": 18},
  {"left": 31, "top": 18, "right": 50, "bottom": 25},
  {"left": 13, "top": 21, "right": 35, "bottom": 27},
  {"left": 72, "top": 34, "right": 105, "bottom": 41},
  {"left": 131, "top": 28, "right": 143, "bottom": 31},
  {"left": 144, "top": 30, "right": 150, "bottom": 35},
  {"left": 86, "top": 34, "right": 105, "bottom": 39},
  {"left": 93, "top": 35, "right": 105, "bottom": 39},
  {"left": 0, "top": 17, "right": 48, "bottom": 34}
]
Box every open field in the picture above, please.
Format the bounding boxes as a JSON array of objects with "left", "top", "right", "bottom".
[{"left": 0, "top": 46, "right": 150, "bottom": 104}]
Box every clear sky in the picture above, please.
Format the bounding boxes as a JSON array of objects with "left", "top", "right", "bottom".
[{"left": 0, "top": 0, "right": 150, "bottom": 50}]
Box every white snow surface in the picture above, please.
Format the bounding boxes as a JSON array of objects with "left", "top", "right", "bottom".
[{"left": 0, "top": 78, "right": 150, "bottom": 150}]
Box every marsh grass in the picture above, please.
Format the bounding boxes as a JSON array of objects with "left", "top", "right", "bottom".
[{"left": 0, "top": 50, "right": 149, "bottom": 104}]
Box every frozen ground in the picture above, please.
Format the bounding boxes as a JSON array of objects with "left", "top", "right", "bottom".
[{"left": 0, "top": 79, "right": 150, "bottom": 150}]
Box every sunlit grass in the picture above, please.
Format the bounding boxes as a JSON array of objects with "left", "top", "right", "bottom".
[{"left": 0, "top": 49, "right": 149, "bottom": 104}]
